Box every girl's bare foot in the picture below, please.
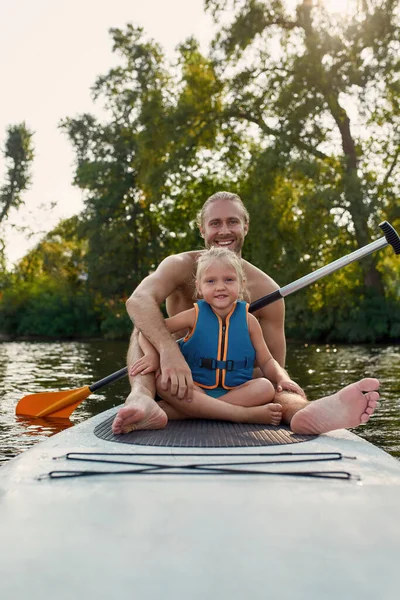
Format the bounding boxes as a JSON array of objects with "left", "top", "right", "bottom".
[
  {"left": 290, "top": 378, "right": 380, "bottom": 435},
  {"left": 240, "top": 403, "right": 283, "bottom": 426},
  {"left": 112, "top": 392, "right": 168, "bottom": 434}
]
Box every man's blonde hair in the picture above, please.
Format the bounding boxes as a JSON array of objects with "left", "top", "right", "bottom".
[
  {"left": 196, "top": 191, "right": 250, "bottom": 230},
  {"left": 195, "top": 247, "right": 248, "bottom": 301}
]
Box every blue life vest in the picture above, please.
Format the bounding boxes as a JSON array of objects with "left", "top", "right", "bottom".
[{"left": 178, "top": 300, "right": 255, "bottom": 390}]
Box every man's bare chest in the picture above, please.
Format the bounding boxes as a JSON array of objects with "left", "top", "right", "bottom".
[{"left": 166, "top": 281, "right": 196, "bottom": 317}]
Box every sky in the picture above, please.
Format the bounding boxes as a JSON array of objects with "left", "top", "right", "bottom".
[{"left": 0, "top": 0, "right": 215, "bottom": 266}]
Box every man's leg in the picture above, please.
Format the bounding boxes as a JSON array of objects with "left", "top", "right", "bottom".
[
  {"left": 274, "top": 390, "right": 309, "bottom": 425},
  {"left": 112, "top": 329, "right": 168, "bottom": 434},
  {"left": 251, "top": 366, "right": 310, "bottom": 423}
]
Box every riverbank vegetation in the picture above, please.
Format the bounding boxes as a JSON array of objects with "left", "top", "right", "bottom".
[{"left": 0, "top": 1, "right": 399, "bottom": 342}]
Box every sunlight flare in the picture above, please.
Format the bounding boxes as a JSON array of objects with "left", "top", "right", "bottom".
[{"left": 320, "top": 0, "right": 356, "bottom": 15}]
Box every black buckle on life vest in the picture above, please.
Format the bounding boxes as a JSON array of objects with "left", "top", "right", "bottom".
[{"left": 200, "top": 358, "right": 216, "bottom": 370}]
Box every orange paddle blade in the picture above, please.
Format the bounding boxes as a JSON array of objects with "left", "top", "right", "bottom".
[{"left": 16, "top": 386, "right": 91, "bottom": 419}]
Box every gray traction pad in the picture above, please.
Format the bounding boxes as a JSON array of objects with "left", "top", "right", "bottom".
[{"left": 94, "top": 415, "right": 316, "bottom": 448}]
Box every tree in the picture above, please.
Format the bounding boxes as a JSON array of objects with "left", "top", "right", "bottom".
[
  {"left": 202, "top": 0, "right": 399, "bottom": 293},
  {"left": 0, "top": 123, "right": 34, "bottom": 224},
  {"left": 61, "top": 26, "right": 238, "bottom": 300},
  {"left": 61, "top": 27, "right": 178, "bottom": 302},
  {"left": 0, "top": 123, "right": 34, "bottom": 267}
]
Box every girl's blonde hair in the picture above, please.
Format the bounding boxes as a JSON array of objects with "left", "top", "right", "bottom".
[{"left": 195, "top": 247, "right": 248, "bottom": 301}]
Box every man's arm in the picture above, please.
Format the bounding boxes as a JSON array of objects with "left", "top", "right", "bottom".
[
  {"left": 244, "top": 261, "right": 286, "bottom": 367},
  {"left": 129, "top": 309, "right": 196, "bottom": 378},
  {"left": 126, "top": 254, "right": 195, "bottom": 400},
  {"left": 255, "top": 299, "right": 286, "bottom": 367},
  {"left": 248, "top": 314, "right": 285, "bottom": 379}
]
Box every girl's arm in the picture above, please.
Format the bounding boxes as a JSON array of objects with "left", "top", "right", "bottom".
[
  {"left": 164, "top": 308, "right": 196, "bottom": 335},
  {"left": 248, "top": 314, "right": 306, "bottom": 397},
  {"left": 139, "top": 332, "right": 158, "bottom": 357},
  {"left": 129, "top": 332, "right": 160, "bottom": 377}
]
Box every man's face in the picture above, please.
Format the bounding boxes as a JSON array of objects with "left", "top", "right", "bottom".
[{"left": 200, "top": 199, "right": 248, "bottom": 255}]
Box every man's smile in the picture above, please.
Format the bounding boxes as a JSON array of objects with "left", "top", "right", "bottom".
[{"left": 214, "top": 238, "right": 235, "bottom": 247}]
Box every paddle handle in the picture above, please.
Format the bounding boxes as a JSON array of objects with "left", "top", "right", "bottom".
[{"left": 249, "top": 221, "right": 399, "bottom": 313}]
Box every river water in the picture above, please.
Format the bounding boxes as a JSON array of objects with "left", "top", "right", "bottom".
[{"left": 0, "top": 340, "right": 399, "bottom": 465}]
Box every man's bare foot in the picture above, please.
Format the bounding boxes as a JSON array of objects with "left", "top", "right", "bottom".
[
  {"left": 241, "top": 403, "right": 283, "bottom": 426},
  {"left": 290, "top": 378, "right": 380, "bottom": 435},
  {"left": 112, "top": 392, "right": 168, "bottom": 434}
]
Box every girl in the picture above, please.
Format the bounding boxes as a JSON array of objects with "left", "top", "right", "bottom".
[{"left": 130, "top": 247, "right": 304, "bottom": 425}]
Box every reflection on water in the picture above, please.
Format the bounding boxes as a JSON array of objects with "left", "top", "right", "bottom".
[
  {"left": 0, "top": 340, "right": 399, "bottom": 465},
  {"left": 15, "top": 415, "right": 74, "bottom": 435}
]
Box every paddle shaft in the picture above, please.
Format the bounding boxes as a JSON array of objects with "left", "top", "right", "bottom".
[
  {"left": 251, "top": 221, "right": 399, "bottom": 311},
  {"left": 89, "top": 367, "right": 129, "bottom": 391},
  {"left": 91, "top": 221, "right": 400, "bottom": 389}
]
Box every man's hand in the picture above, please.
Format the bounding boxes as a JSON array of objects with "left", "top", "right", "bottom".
[
  {"left": 276, "top": 378, "right": 306, "bottom": 397},
  {"left": 159, "top": 345, "right": 194, "bottom": 402}
]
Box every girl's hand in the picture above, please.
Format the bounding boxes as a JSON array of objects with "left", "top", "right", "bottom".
[
  {"left": 129, "top": 354, "right": 160, "bottom": 377},
  {"left": 276, "top": 379, "right": 306, "bottom": 398}
]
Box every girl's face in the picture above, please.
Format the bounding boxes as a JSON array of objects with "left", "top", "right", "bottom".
[{"left": 197, "top": 260, "right": 241, "bottom": 314}]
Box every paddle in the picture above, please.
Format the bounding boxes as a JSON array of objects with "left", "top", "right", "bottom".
[
  {"left": 16, "top": 368, "right": 129, "bottom": 419},
  {"left": 16, "top": 220, "right": 400, "bottom": 419}
]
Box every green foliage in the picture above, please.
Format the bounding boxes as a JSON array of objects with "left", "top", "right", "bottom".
[
  {"left": 0, "top": 278, "right": 99, "bottom": 338},
  {"left": 0, "top": 217, "right": 100, "bottom": 338},
  {"left": 60, "top": 28, "right": 177, "bottom": 300},
  {"left": 98, "top": 298, "right": 132, "bottom": 340},
  {"left": 0, "top": 123, "right": 34, "bottom": 265},
  {"left": 286, "top": 288, "right": 400, "bottom": 344},
  {"left": 0, "top": 123, "right": 34, "bottom": 225}
]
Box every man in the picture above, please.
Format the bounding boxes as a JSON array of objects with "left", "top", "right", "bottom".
[{"left": 112, "top": 191, "right": 379, "bottom": 435}]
